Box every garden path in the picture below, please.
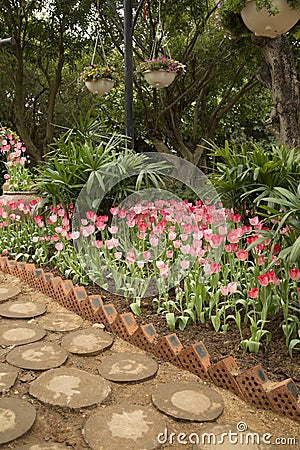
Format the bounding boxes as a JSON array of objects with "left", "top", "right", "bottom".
[{"left": 0, "top": 272, "right": 299, "bottom": 450}]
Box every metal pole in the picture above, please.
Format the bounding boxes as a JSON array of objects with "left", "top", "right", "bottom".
[{"left": 124, "top": 0, "right": 134, "bottom": 149}]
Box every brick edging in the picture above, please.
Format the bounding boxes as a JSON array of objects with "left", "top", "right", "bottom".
[{"left": 1, "top": 257, "right": 299, "bottom": 423}]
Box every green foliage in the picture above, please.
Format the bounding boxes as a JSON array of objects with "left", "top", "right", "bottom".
[
  {"left": 207, "top": 141, "right": 300, "bottom": 219},
  {"left": 259, "top": 185, "right": 300, "bottom": 262},
  {"left": 35, "top": 115, "right": 166, "bottom": 211}
]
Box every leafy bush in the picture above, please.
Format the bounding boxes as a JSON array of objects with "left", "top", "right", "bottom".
[
  {"left": 207, "top": 141, "right": 300, "bottom": 220},
  {"left": 35, "top": 116, "right": 167, "bottom": 212}
]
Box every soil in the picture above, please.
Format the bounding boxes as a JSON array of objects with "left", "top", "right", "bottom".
[
  {"left": 1, "top": 270, "right": 299, "bottom": 450},
  {"left": 83, "top": 280, "right": 300, "bottom": 390}
]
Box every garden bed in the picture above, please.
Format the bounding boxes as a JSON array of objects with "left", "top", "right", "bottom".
[{"left": 45, "top": 264, "right": 300, "bottom": 389}]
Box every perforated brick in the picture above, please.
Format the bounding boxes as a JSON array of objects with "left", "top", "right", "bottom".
[
  {"left": 154, "top": 333, "right": 183, "bottom": 367},
  {"left": 46, "top": 276, "right": 62, "bottom": 299},
  {"left": 36, "top": 272, "right": 53, "bottom": 295},
  {"left": 54, "top": 279, "right": 74, "bottom": 307},
  {"left": 64, "top": 286, "right": 87, "bottom": 315},
  {"left": 7, "top": 260, "right": 17, "bottom": 274},
  {"left": 21, "top": 263, "right": 36, "bottom": 286},
  {"left": 131, "top": 323, "right": 158, "bottom": 353},
  {"left": 0, "top": 256, "right": 9, "bottom": 272},
  {"left": 236, "top": 364, "right": 272, "bottom": 410},
  {"left": 32, "top": 268, "right": 44, "bottom": 289},
  {"left": 11, "top": 261, "right": 26, "bottom": 277},
  {"left": 268, "top": 378, "right": 300, "bottom": 422},
  {"left": 179, "top": 342, "right": 211, "bottom": 381},
  {"left": 208, "top": 356, "right": 244, "bottom": 398},
  {"left": 79, "top": 295, "right": 103, "bottom": 322},
  {"left": 98, "top": 304, "right": 118, "bottom": 331},
  {"left": 112, "top": 312, "right": 139, "bottom": 342}
]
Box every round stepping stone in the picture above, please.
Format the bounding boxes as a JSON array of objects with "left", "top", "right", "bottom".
[
  {"left": 0, "top": 363, "right": 18, "bottom": 392},
  {"left": 15, "top": 443, "right": 73, "bottom": 449},
  {"left": 152, "top": 382, "right": 224, "bottom": 422},
  {"left": 29, "top": 367, "right": 111, "bottom": 408},
  {"left": 192, "top": 422, "right": 271, "bottom": 449},
  {"left": 0, "top": 286, "right": 21, "bottom": 303},
  {"left": 83, "top": 404, "right": 163, "bottom": 450},
  {"left": 6, "top": 342, "right": 68, "bottom": 370},
  {"left": 38, "top": 312, "right": 83, "bottom": 332},
  {"left": 98, "top": 352, "right": 158, "bottom": 382},
  {"left": 0, "top": 397, "right": 36, "bottom": 444},
  {"left": 0, "top": 301, "right": 46, "bottom": 318},
  {"left": 61, "top": 328, "right": 114, "bottom": 355},
  {"left": 0, "top": 323, "right": 46, "bottom": 347}
]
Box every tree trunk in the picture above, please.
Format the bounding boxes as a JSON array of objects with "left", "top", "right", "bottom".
[
  {"left": 253, "top": 35, "right": 300, "bottom": 150},
  {"left": 14, "top": 42, "right": 41, "bottom": 162}
]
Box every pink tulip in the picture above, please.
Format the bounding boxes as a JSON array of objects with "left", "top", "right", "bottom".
[
  {"left": 289, "top": 268, "right": 300, "bottom": 281},
  {"left": 236, "top": 250, "right": 248, "bottom": 261},
  {"left": 220, "top": 286, "right": 229, "bottom": 296},
  {"left": 247, "top": 287, "right": 259, "bottom": 298},
  {"left": 228, "top": 282, "right": 237, "bottom": 293},
  {"left": 55, "top": 242, "right": 63, "bottom": 251},
  {"left": 180, "top": 260, "right": 190, "bottom": 270}
]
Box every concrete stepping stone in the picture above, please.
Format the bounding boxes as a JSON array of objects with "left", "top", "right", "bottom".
[
  {"left": 0, "top": 286, "right": 21, "bottom": 303},
  {"left": 61, "top": 328, "right": 114, "bottom": 355},
  {"left": 83, "top": 403, "right": 163, "bottom": 450},
  {"left": 0, "top": 362, "right": 18, "bottom": 391},
  {"left": 15, "top": 444, "right": 70, "bottom": 450},
  {"left": 38, "top": 312, "right": 83, "bottom": 332},
  {"left": 152, "top": 381, "right": 224, "bottom": 422},
  {"left": 0, "top": 323, "right": 46, "bottom": 347},
  {"left": 0, "top": 397, "right": 36, "bottom": 445},
  {"left": 6, "top": 342, "right": 68, "bottom": 370},
  {"left": 192, "top": 422, "right": 272, "bottom": 449},
  {"left": 98, "top": 352, "right": 158, "bottom": 382},
  {"left": 29, "top": 367, "right": 111, "bottom": 408},
  {"left": 0, "top": 301, "right": 46, "bottom": 318}
]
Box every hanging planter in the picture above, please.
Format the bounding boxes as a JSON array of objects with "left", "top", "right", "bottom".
[
  {"left": 80, "top": 65, "right": 119, "bottom": 95},
  {"left": 85, "top": 79, "right": 115, "bottom": 94},
  {"left": 135, "top": 56, "right": 186, "bottom": 89},
  {"left": 142, "top": 69, "right": 177, "bottom": 88},
  {"left": 241, "top": 0, "right": 300, "bottom": 37}
]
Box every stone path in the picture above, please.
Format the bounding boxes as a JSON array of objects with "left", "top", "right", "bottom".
[{"left": 0, "top": 272, "right": 299, "bottom": 449}]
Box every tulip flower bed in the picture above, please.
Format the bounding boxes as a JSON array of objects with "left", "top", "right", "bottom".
[{"left": 0, "top": 195, "right": 299, "bottom": 361}]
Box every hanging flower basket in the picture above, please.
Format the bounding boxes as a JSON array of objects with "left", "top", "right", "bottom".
[
  {"left": 85, "top": 79, "right": 115, "bottom": 94},
  {"left": 241, "top": 0, "right": 300, "bottom": 37},
  {"left": 135, "top": 56, "right": 186, "bottom": 89},
  {"left": 80, "top": 65, "right": 119, "bottom": 95},
  {"left": 143, "top": 69, "right": 177, "bottom": 88}
]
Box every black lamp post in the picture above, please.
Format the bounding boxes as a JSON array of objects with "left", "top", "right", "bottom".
[{"left": 124, "top": 0, "right": 134, "bottom": 148}]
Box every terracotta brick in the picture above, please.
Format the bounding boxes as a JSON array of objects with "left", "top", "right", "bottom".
[
  {"left": 54, "top": 279, "right": 74, "bottom": 308},
  {"left": 179, "top": 342, "right": 211, "bottom": 381},
  {"left": 21, "top": 263, "right": 36, "bottom": 286},
  {"left": 7, "top": 260, "right": 17, "bottom": 274},
  {"left": 112, "top": 312, "right": 139, "bottom": 342},
  {"left": 131, "top": 324, "right": 158, "bottom": 353},
  {"left": 79, "top": 295, "right": 103, "bottom": 322},
  {"left": 267, "top": 378, "right": 300, "bottom": 422},
  {"left": 36, "top": 272, "right": 53, "bottom": 295},
  {"left": 11, "top": 261, "right": 26, "bottom": 277},
  {"left": 65, "top": 286, "right": 87, "bottom": 315},
  {"left": 32, "top": 268, "right": 44, "bottom": 289},
  {"left": 236, "top": 364, "right": 272, "bottom": 410},
  {"left": 46, "top": 276, "right": 63, "bottom": 299},
  {"left": 96, "top": 304, "right": 118, "bottom": 331},
  {"left": 154, "top": 333, "right": 183, "bottom": 368},
  {"left": 0, "top": 256, "right": 9, "bottom": 272},
  {"left": 208, "top": 356, "right": 244, "bottom": 398}
]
